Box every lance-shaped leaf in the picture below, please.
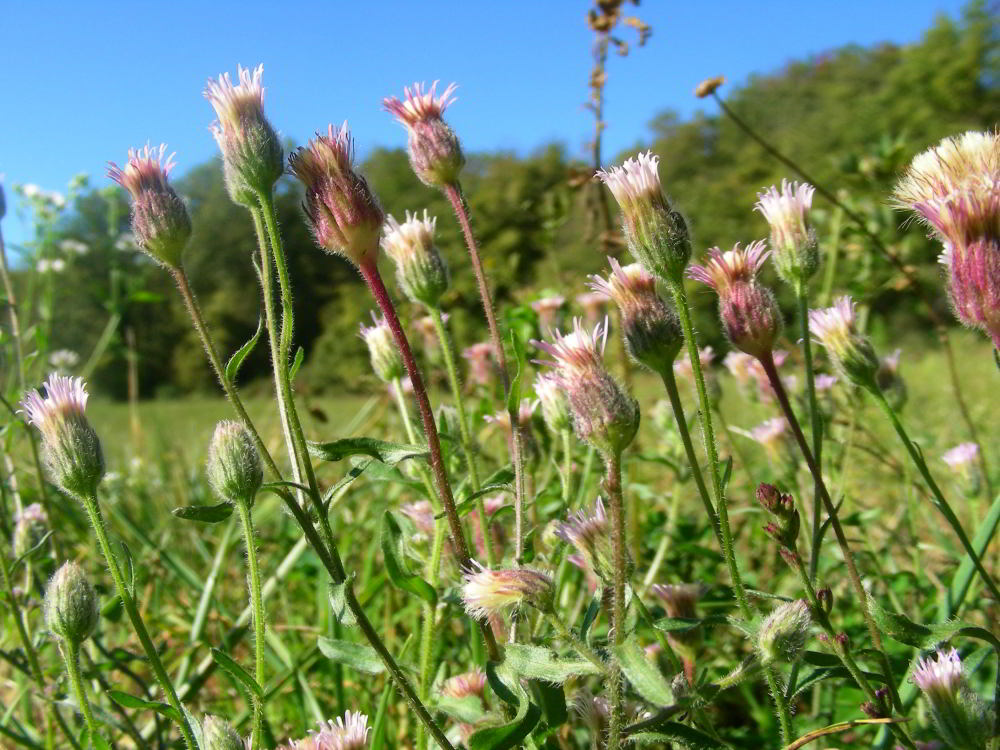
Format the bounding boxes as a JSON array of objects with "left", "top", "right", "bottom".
[
  {"left": 467, "top": 662, "right": 541, "bottom": 750},
  {"left": 503, "top": 644, "right": 603, "bottom": 683},
  {"left": 318, "top": 637, "right": 387, "bottom": 675},
  {"left": 225, "top": 314, "right": 264, "bottom": 384},
  {"left": 630, "top": 723, "right": 725, "bottom": 748},
  {"left": 308, "top": 437, "right": 428, "bottom": 465},
  {"left": 613, "top": 636, "right": 675, "bottom": 707},
  {"left": 172, "top": 502, "right": 234, "bottom": 524},
  {"left": 381, "top": 511, "right": 437, "bottom": 605}
]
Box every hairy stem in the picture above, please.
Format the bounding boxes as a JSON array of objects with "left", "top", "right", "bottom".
[
  {"left": 604, "top": 450, "right": 627, "bottom": 750},
  {"left": 236, "top": 499, "right": 266, "bottom": 750},
  {"left": 64, "top": 641, "right": 104, "bottom": 748},
  {"left": 81, "top": 494, "right": 197, "bottom": 750},
  {"left": 547, "top": 613, "right": 609, "bottom": 676},
  {"left": 796, "top": 284, "right": 824, "bottom": 581}
]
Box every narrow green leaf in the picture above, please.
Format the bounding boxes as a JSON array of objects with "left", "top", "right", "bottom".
[
  {"left": 317, "top": 637, "right": 385, "bottom": 674},
  {"left": 308, "top": 437, "right": 428, "bottom": 465},
  {"left": 172, "top": 502, "right": 234, "bottom": 524},
  {"left": 224, "top": 314, "right": 264, "bottom": 384},
  {"left": 506, "top": 330, "right": 525, "bottom": 415},
  {"left": 503, "top": 644, "right": 602, "bottom": 683},
  {"left": 580, "top": 594, "right": 601, "bottom": 644},
  {"left": 630, "top": 723, "right": 725, "bottom": 748},
  {"left": 328, "top": 577, "right": 358, "bottom": 627},
  {"left": 469, "top": 662, "right": 541, "bottom": 750},
  {"left": 720, "top": 456, "right": 734, "bottom": 493},
  {"left": 11, "top": 531, "right": 53, "bottom": 573},
  {"left": 288, "top": 345, "right": 305, "bottom": 382},
  {"left": 211, "top": 648, "right": 263, "bottom": 698},
  {"left": 106, "top": 690, "right": 181, "bottom": 722},
  {"left": 613, "top": 636, "right": 674, "bottom": 707},
  {"left": 380, "top": 511, "right": 437, "bottom": 605}
]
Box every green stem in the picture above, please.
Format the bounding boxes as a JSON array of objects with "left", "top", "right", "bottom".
[
  {"left": 796, "top": 284, "right": 824, "bottom": 581},
  {"left": 561, "top": 429, "right": 574, "bottom": 506},
  {"left": 429, "top": 307, "right": 496, "bottom": 567},
  {"left": 236, "top": 499, "right": 266, "bottom": 750},
  {"left": 868, "top": 387, "right": 1000, "bottom": 602},
  {"left": 668, "top": 279, "right": 793, "bottom": 742},
  {"left": 64, "top": 641, "right": 103, "bottom": 748},
  {"left": 574, "top": 446, "right": 596, "bottom": 510},
  {"left": 546, "top": 613, "right": 609, "bottom": 676},
  {"left": 604, "top": 450, "right": 627, "bottom": 750},
  {"left": 80, "top": 494, "right": 197, "bottom": 750}
]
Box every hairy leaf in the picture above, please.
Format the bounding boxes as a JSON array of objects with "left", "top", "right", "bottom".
[
  {"left": 172, "top": 502, "right": 234, "bottom": 524},
  {"left": 308, "top": 437, "right": 428, "bottom": 465},
  {"left": 380, "top": 511, "right": 437, "bottom": 605},
  {"left": 503, "top": 644, "right": 603, "bottom": 683},
  {"left": 224, "top": 314, "right": 264, "bottom": 384},
  {"left": 613, "top": 636, "right": 674, "bottom": 706}
]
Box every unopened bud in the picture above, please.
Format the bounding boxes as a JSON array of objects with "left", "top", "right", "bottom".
[
  {"left": 461, "top": 563, "right": 554, "bottom": 619},
  {"left": 13, "top": 504, "right": 48, "bottom": 557},
  {"left": 45, "top": 561, "right": 98, "bottom": 645},
  {"left": 835, "top": 632, "right": 850, "bottom": 649},
  {"left": 381, "top": 210, "right": 449, "bottom": 308},
  {"left": 360, "top": 313, "right": 404, "bottom": 383},
  {"left": 204, "top": 65, "right": 284, "bottom": 204},
  {"left": 809, "top": 296, "right": 880, "bottom": 389},
  {"left": 107, "top": 144, "right": 191, "bottom": 269},
  {"left": 384, "top": 82, "right": 464, "bottom": 188},
  {"left": 755, "top": 180, "right": 818, "bottom": 285},
  {"left": 756, "top": 599, "right": 811, "bottom": 665},
  {"left": 201, "top": 715, "right": 244, "bottom": 750},
  {"left": 778, "top": 546, "right": 800, "bottom": 567},
  {"left": 207, "top": 421, "right": 263, "bottom": 506},
  {"left": 20, "top": 375, "right": 104, "bottom": 498},
  {"left": 688, "top": 241, "right": 781, "bottom": 358},
  {"left": 816, "top": 588, "right": 833, "bottom": 614},
  {"left": 597, "top": 152, "right": 691, "bottom": 283},
  {"left": 534, "top": 373, "right": 572, "bottom": 433}
]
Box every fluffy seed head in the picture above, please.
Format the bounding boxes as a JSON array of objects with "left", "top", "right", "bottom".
[
  {"left": 383, "top": 81, "right": 464, "bottom": 187},
  {"left": 756, "top": 599, "right": 811, "bottom": 665},
  {"left": 107, "top": 144, "right": 191, "bottom": 269},
  {"left": 689, "top": 241, "right": 780, "bottom": 357},
  {"left": 534, "top": 372, "right": 571, "bottom": 433},
  {"left": 13, "top": 503, "right": 48, "bottom": 558},
  {"left": 359, "top": 313, "right": 404, "bottom": 383},
  {"left": 809, "top": 296, "right": 880, "bottom": 388},
  {"left": 461, "top": 563, "right": 554, "bottom": 619},
  {"left": 597, "top": 152, "right": 691, "bottom": 282},
  {"left": 556, "top": 498, "right": 623, "bottom": 583},
  {"left": 204, "top": 64, "right": 284, "bottom": 203},
  {"left": 201, "top": 715, "right": 245, "bottom": 750},
  {"left": 20, "top": 374, "right": 104, "bottom": 498},
  {"left": 755, "top": 180, "right": 818, "bottom": 284},
  {"left": 533, "top": 318, "right": 639, "bottom": 457},
  {"left": 289, "top": 123, "right": 384, "bottom": 268},
  {"left": 45, "top": 561, "right": 98, "bottom": 645},
  {"left": 207, "top": 420, "right": 263, "bottom": 506},
  {"left": 381, "top": 210, "right": 449, "bottom": 307}
]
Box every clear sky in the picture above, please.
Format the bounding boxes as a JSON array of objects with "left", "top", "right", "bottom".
[{"left": 0, "top": 0, "right": 969, "bottom": 247}]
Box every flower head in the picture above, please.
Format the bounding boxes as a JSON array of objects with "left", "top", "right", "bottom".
[
  {"left": 484, "top": 399, "right": 535, "bottom": 436},
  {"left": 590, "top": 258, "right": 682, "bottom": 371},
  {"left": 440, "top": 670, "right": 487, "bottom": 700},
  {"left": 534, "top": 372, "right": 571, "bottom": 433},
  {"left": 280, "top": 711, "right": 371, "bottom": 750},
  {"left": 875, "top": 348, "right": 907, "bottom": 409},
  {"left": 383, "top": 81, "right": 464, "bottom": 187},
  {"left": 556, "top": 498, "right": 623, "bottom": 583},
  {"left": 533, "top": 318, "right": 639, "bottom": 456},
  {"left": 809, "top": 296, "right": 880, "bottom": 388},
  {"left": 107, "top": 144, "right": 191, "bottom": 268},
  {"left": 461, "top": 563, "right": 554, "bottom": 619},
  {"left": 576, "top": 291, "right": 608, "bottom": 322},
  {"left": 943, "top": 442, "right": 979, "bottom": 471},
  {"left": 912, "top": 648, "right": 992, "bottom": 750},
  {"left": 204, "top": 64, "right": 283, "bottom": 203},
  {"left": 359, "top": 313, "right": 403, "bottom": 383},
  {"left": 20, "top": 374, "right": 104, "bottom": 497},
  {"left": 650, "top": 583, "right": 704, "bottom": 658},
  {"left": 12, "top": 504, "right": 48, "bottom": 557},
  {"left": 45, "top": 561, "right": 98, "bottom": 645},
  {"left": 531, "top": 296, "right": 566, "bottom": 329},
  {"left": 597, "top": 152, "right": 691, "bottom": 282},
  {"left": 755, "top": 180, "right": 818, "bottom": 284},
  {"left": 381, "top": 210, "right": 449, "bottom": 307},
  {"left": 689, "top": 241, "right": 781, "bottom": 358},
  {"left": 207, "top": 420, "right": 263, "bottom": 507},
  {"left": 749, "top": 417, "right": 789, "bottom": 459},
  {"left": 756, "top": 599, "right": 811, "bottom": 665},
  {"left": 288, "top": 123, "right": 384, "bottom": 268}
]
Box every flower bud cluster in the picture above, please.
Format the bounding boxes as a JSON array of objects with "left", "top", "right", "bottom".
[
  {"left": 20, "top": 375, "right": 104, "bottom": 498},
  {"left": 45, "top": 561, "right": 98, "bottom": 645},
  {"left": 688, "top": 241, "right": 781, "bottom": 358},
  {"left": 755, "top": 483, "right": 800, "bottom": 552},
  {"left": 597, "top": 152, "right": 691, "bottom": 283},
  {"left": 588, "top": 257, "right": 682, "bottom": 372}
]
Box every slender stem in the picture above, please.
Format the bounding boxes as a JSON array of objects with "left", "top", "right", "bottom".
[
  {"left": 80, "top": 494, "right": 197, "bottom": 750},
  {"left": 796, "top": 285, "right": 825, "bottom": 581},
  {"left": 561, "top": 429, "right": 574, "bottom": 506},
  {"left": 64, "top": 641, "right": 104, "bottom": 747},
  {"left": 575, "top": 446, "right": 596, "bottom": 509},
  {"left": 657, "top": 367, "right": 721, "bottom": 545},
  {"left": 416, "top": 599, "right": 436, "bottom": 750},
  {"left": 429, "top": 307, "right": 496, "bottom": 567},
  {"left": 235, "top": 499, "right": 266, "bottom": 750},
  {"left": 390, "top": 377, "right": 443, "bottom": 507},
  {"left": 359, "top": 261, "right": 500, "bottom": 662},
  {"left": 604, "top": 451, "right": 627, "bottom": 750},
  {"left": 868, "top": 387, "right": 1000, "bottom": 602},
  {"left": 442, "top": 182, "right": 528, "bottom": 565},
  {"left": 546, "top": 613, "right": 609, "bottom": 676},
  {"left": 757, "top": 352, "right": 902, "bottom": 710}
]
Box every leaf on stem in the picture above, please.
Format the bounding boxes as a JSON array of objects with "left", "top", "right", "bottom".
[
  {"left": 224, "top": 314, "right": 264, "bottom": 384},
  {"left": 171, "top": 502, "right": 234, "bottom": 524},
  {"left": 211, "top": 648, "right": 264, "bottom": 698},
  {"left": 380, "top": 511, "right": 437, "bottom": 605},
  {"left": 503, "top": 644, "right": 603, "bottom": 683},
  {"left": 308, "top": 437, "right": 428, "bottom": 465},
  {"left": 613, "top": 636, "right": 675, "bottom": 707}
]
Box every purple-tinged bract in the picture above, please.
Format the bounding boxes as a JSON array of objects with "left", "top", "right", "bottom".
[
  {"left": 808, "top": 296, "right": 880, "bottom": 388},
  {"left": 556, "top": 497, "right": 624, "bottom": 583},
  {"left": 384, "top": 81, "right": 464, "bottom": 187},
  {"left": 911, "top": 648, "right": 992, "bottom": 750},
  {"left": 755, "top": 180, "right": 818, "bottom": 284},
  {"left": 108, "top": 144, "right": 191, "bottom": 269},
  {"left": 461, "top": 562, "right": 554, "bottom": 619}
]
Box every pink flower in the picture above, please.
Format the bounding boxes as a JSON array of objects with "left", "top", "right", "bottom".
[{"left": 383, "top": 81, "right": 463, "bottom": 187}]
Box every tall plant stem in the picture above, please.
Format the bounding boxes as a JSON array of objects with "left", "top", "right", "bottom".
[
  {"left": 429, "top": 307, "right": 496, "bottom": 566},
  {"left": 867, "top": 387, "right": 1000, "bottom": 602},
  {"left": 235, "top": 499, "right": 266, "bottom": 750},
  {"left": 359, "top": 260, "right": 501, "bottom": 662},
  {"left": 603, "top": 450, "right": 627, "bottom": 750},
  {"left": 757, "top": 352, "right": 902, "bottom": 710},
  {"left": 561, "top": 429, "right": 574, "bottom": 505},
  {"left": 416, "top": 522, "right": 446, "bottom": 750},
  {"left": 667, "top": 279, "right": 794, "bottom": 741},
  {"left": 657, "top": 366, "right": 721, "bottom": 545},
  {"left": 63, "top": 641, "right": 104, "bottom": 748},
  {"left": 795, "top": 284, "right": 824, "bottom": 580},
  {"left": 443, "top": 182, "right": 528, "bottom": 565},
  {"left": 80, "top": 493, "right": 197, "bottom": 750},
  {"left": 712, "top": 91, "right": 990, "bottom": 497}
]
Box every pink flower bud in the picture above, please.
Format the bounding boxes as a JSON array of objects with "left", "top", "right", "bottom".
[
  {"left": 556, "top": 498, "right": 624, "bottom": 584},
  {"left": 288, "top": 123, "right": 384, "bottom": 268},
  {"left": 808, "top": 296, "right": 880, "bottom": 388},
  {"left": 107, "top": 144, "right": 190, "bottom": 269},
  {"left": 359, "top": 312, "right": 403, "bottom": 383},
  {"left": 755, "top": 180, "right": 818, "bottom": 284},
  {"left": 381, "top": 211, "right": 449, "bottom": 308},
  {"left": 461, "top": 563, "right": 554, "bottom": 619},
  {"left": 688, "top": 241, "right": 780, "bottom": 358},
  {"left": 462, "top": 342, "right": 495, "bottom": 387},
  {"left": 383, "top": 81, "right": 464, "bottom": 188}
]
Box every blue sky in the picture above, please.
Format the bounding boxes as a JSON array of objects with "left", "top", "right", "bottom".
[{"left": 0, "top": 0, "right": 969, "bottom": 247}]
